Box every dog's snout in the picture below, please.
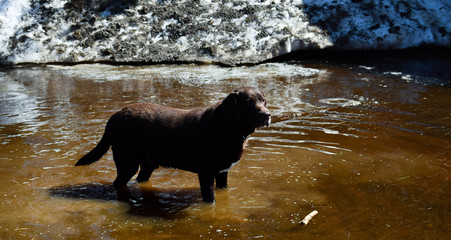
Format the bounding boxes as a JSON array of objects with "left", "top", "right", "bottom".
[
  {"left": 261, "top": 111, "right": 271, "bottom": 118},
  {"left": 259, "top": 110, "right": 271, "bottom": 127}
]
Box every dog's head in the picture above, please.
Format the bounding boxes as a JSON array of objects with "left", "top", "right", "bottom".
[{"left": 221, "top": 87, "right": 271, "bottom": 134}]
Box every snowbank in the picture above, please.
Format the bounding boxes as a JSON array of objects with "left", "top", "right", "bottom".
[{"left": 0, "top": 0, "right": 450, "bottom": 65}]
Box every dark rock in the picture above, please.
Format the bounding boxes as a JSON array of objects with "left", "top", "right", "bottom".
[{"left": 388, "top": 26, "right": 401, "bottom": 34}]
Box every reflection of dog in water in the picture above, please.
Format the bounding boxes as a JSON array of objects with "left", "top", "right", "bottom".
[{"left": 75, "top": 87, "right": 270, "bottom": 202}]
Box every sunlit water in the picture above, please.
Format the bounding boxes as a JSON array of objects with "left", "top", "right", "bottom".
[{"left": 0, "top": 62, "right": 449, "bottom": 239}]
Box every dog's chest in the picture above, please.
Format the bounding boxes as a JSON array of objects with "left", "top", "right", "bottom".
[{"left": 215, "top": 137, "right": 248, "bottom": 172}]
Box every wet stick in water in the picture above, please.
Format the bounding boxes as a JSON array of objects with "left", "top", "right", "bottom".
[{"left": 300, "top": 210, "right": 318, "bottom": 226}]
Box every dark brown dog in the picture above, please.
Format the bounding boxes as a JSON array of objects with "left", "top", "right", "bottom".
[{"left": 75, "top": 87, "right": 270, "bottom": 202}]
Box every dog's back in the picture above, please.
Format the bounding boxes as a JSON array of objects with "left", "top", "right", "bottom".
[{"left": 108, "top": 103, "right": 215, "bottom": 172}]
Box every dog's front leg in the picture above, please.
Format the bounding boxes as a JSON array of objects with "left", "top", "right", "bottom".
[
  {"left": 198, "top": 173, "right": 215, "bottom": 203},
  {"left": 215, "top": 171, "right": 228, "bottom": 189}
]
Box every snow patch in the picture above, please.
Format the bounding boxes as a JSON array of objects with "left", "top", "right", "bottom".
[{"left": 0, "top": 0, "right": 450, "bottom": 65}]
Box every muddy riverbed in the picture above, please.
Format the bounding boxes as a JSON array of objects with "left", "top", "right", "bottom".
[{"left": 0, "top": 62, "right": 450, "bottom": 239}]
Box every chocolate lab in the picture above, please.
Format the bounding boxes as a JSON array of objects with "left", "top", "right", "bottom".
[{"left": 75, "top": 87, "right": 270, "bottom": 202}]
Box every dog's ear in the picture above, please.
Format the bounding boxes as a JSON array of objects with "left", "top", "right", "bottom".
[
  {"left": 223, "top": 90, "right": 239, "bottom": 106},
  {"left": 221, "top": 90, "right": 243, "bottom": 121}
]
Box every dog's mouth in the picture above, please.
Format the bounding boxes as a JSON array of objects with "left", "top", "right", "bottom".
[{"left": 257, "top": 113, "right": 271, "bottom": 128}]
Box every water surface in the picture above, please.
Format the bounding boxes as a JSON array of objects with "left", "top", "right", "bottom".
[{"left": 0, "top": 62, "right": 449, "bottom": 239}]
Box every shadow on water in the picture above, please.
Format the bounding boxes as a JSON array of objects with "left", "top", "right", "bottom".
[
  {"left": 48, "top": 182, "right": 201, "bottom": 220},
  {"left": 269, "top": 47, "right": 451, "bottom": 87}
]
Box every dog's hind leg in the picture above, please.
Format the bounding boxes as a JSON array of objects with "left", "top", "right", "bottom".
[
  {"left": 113, "top": 163, "right": 139, "bottom": 187},
  {"left": 112, "top": 144, "right": 139, "bottom": 187},
  {"left": 136, "top": 156, "right": 157, "bottom": 183}
]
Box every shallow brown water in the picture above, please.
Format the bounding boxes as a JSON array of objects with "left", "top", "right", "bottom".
[{"left": 0, "top": 63, "right": 450, "bottom": 239}]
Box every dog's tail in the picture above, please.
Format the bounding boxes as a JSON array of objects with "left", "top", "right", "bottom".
[{"left": 75, "top": 133, "right": 110, "bottom": 166}]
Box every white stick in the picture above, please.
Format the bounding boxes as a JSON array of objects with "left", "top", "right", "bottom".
[{"left": 300, "top": 210, "right": 318, "bottom": 225}]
